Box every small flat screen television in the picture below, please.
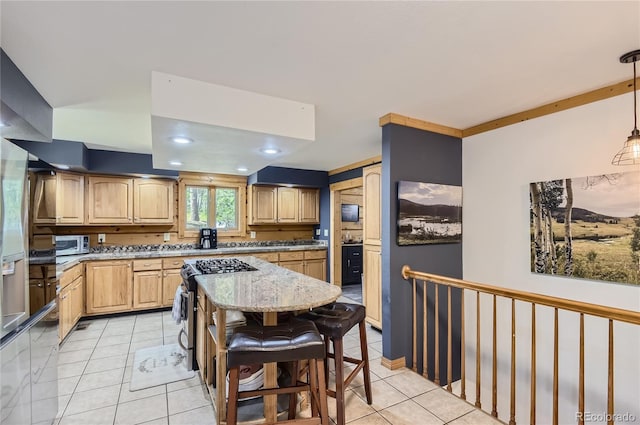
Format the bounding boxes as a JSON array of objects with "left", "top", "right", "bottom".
[{"left": 341, "top": 204, "right": 359, "bottom": 222}]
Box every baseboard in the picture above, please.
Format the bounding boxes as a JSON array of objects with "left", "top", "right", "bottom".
[{"left": 381, "top": 356, "right": 406, "bottom": 370}]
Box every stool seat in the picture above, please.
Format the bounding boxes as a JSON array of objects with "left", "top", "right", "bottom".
[
  {"left": 302, "top": 302, "right": 366, "bottom": 339},
  {"left": 227, "top": 319, "right": 325, "bottom": 367}
]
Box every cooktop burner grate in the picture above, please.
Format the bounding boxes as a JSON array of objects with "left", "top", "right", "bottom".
[{"left": 193, "top": 258, "right": 257, "bottom": 274}]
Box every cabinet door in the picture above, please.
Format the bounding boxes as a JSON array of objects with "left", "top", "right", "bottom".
[
  {"left": 70, "top": 276, "right": 84, "bottom": 325},
  {"left": 250, "top": 186, "right": 277, "bottom": 224},
  {"left": 280, "top": 260, "right": 305, "bottom": 274},
  {"left": 32, "top": 173, "right": 57, "bottom": 224},
  {"left": 277, "top": 187, "right": 299, "bottom": 223},
  {"left": 133, "top": 179, "right": 175, "bottom": 224},
  {"left": 133, "top": 271, "right": 163, "bottom": 310},
  {"left": 363, "top": 165, "right": 381, "bottom": 245},
  {"left": 58, "top": 285, "right": 72, "bottom": 341},
  {"left": 29, "top": 281, "right": 46, "bottom": 315},
  {"left": 299, "top": 188, "right": 319, "bottom": 223},
  {"left": 87, "top": 176, "right": 133, "bottom": 224},
  {"left": 304, "top": 259, "right": 326, "bottom": 281},
  {"left": 85, "top": 261, "right": 133, "bottom": 314},
  {"left": 363, "top": 244, "right": 382, "bottom": 329},
  {"left": 57, "top": 173, "right": 84, "bottom": 224},
  {"left": 196, "top": 304, "right": 207, "bottom": 380},
  {"left": 162, "top": 268, "right": 183, "bottom": 307}
]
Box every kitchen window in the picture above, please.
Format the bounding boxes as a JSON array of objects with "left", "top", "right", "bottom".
[{"left": 178, "top": 174, "right": 247, "bottom": 238}]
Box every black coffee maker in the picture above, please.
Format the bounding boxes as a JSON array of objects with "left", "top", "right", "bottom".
[{"left": 198, "top": 228, "right": 217, "bottom": 249}]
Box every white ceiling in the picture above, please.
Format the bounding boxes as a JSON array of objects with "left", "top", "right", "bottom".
[{"left": 1, "top": 1, "right": 639, "bottom": 174}]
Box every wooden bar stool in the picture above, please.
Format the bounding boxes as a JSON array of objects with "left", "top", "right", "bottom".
[
  {"left": 302, "top": 303, "right": 372, "bottom": 425},
  {"left": 226, "top": 319, "right": 329, "bottom": 425}
]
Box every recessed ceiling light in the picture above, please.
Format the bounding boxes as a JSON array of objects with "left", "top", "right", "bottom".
[
  {"left": 172, "top": 137, "right": 193, "bottom": 144},
  {"left": 169, "top": 161, "right": 182, "bottom": 166},
  {"left": 140, "top": 175, "right": 150, "bottom": 179},
  {"left": 52, "top": 164, "right": 70, "bottom": 170},
  {"left": 237, "top": 167, "right": 248, "bottom": 172},
  {"left": 0, "top": 121, "right": 8, "bottom": 128},
  {"left": 261, "top": 148, "right": 280, "bottom": 155}
]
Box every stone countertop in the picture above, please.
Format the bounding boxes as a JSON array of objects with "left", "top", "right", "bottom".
[
  {"left": 53, "top": 243, "right": 327, "bottom": 274},
  {"left": 195, "top": 256, "right": 341, "bottom": 312}
]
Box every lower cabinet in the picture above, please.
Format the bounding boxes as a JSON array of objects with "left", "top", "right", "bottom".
[
  {"left": 278, "top": 250, "right": 327, "bottom": 281},
  {"left": 162, "top": 257, "right": 186, "bottom": 307},
  {"left": 363, "top": 245, "right": 382, "bottom": 329},
  {"left": 59, "top": 275, "right": 84, "bottom": 341},
  {"left": 85, "top": 261, "right": 133, "bottom": 315},
  {"left": 133, "top": 270, "right": 163, "bottom": 310}
]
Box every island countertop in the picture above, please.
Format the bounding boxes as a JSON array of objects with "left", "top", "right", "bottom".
[{"left": 194, "top": 256, "right": 341, "bottom": 312}]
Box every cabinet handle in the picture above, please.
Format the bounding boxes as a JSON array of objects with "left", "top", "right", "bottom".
[
  {"left": 163, "top": 273, "right": 167, "bottom": 277},
  {"left": 348, "top": 259, "right": 351, "bottom": 267},
  {"left": 158, "top": 273, "right": 162, "bottom": 278},
  {"left": 128, "top": 217, "right": 132, "bottom": 221},
  {"left": 135, "top": 217, "right": 139, "bottom": 221},
  {"left": 143, "top": 263, "right": 151, "bottom": 266},
  {"left": 127, "top": 264, "right": 131, "bottom": 268},
  {"left": 37, "top": 284, "right": 43, "bottom": 288}
]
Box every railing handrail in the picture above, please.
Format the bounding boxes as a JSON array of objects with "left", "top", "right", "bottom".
[{"left": 401, "top": 265, "right": 640, "bottom": 326}]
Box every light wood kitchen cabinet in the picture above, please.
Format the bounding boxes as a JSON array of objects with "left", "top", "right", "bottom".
[
  {"left": 196, "top": 292, "right": 207, "bottom": 381},
  {"left": 59, "top": 264, "right": 84, "bottom": 341},
  {"left": 363, "top": 245, "right": 382, "bottom": 329},
  {"left": 85, "top": 261, "right": 133, "bottom": 314},
  {"left": 162, "top": 257, "right": 186, "bottom": 306},
  {"left": 248, "top": 185, "right": 320, "bottom": 225},
  {"left": 276, "top": 187, "right": 299, "bottom": 223},
  {"left": 299, "top": 188, "right": 320, "bottom": 223},
  {"left": 248, "top": 185, "right": 278, "bottom": 224},
  {"left": 133, "top": 179, "right": 175, "bottom": 224},
  {"left": 87, "top": 176, "right": 134, "bottom": 224},
  {"left": 363, "top": 164, "right": 382, "bottom": 329},
  {"left": 132, "top": 259, "right": 163, "bottom": 310},
  {"left": 32, "top": 171, "right": 84, "bottom": 224},
  {"left": 278, "top": 250, "right": 327, "bottom": 281}
]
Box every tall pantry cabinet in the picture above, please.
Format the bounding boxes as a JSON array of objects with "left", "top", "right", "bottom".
[{"left": 362, "top": 164, "right": 382, "bottom": 329}]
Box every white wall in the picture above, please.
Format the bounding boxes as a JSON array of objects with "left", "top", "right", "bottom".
[{"left": 463, "top": 93, "right": 640, "bottom": 425}]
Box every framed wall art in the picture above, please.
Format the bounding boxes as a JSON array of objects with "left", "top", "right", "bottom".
[{"left": 397, "top": 181, "right": 462, "bottom": 246}]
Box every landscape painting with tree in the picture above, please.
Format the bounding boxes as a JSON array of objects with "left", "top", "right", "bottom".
[
  {"left": 529, "top": 170, "right": 640, "bottom": 285},
  {"left": 397, "top": 181, "right": 462, "bottom": 245}
]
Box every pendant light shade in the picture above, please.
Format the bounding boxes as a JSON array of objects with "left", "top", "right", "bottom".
[{"left": 612, "top": 49, "right": 640, "bottom": 165}]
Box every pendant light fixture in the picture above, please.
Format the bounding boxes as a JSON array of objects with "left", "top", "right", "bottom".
[{"left": 612, "top": 49, "right": 640, "bottom": 165}]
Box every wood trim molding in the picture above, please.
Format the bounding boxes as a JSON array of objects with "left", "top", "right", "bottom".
[
  {"left": 328, "top": 156, "right": 382, "bottom": 176},
  {"left": 329, "top": 177, "right": 363, "bottom": 192},
  {"left": 462, "top": 77, "right": 640, "bottom": 138},
  {"left": 381, "top": 356, "right": 406, "bottom": 370},
  {"left": 379, "top": 113, "right": 463, "bottom": 138},
  {"left": 380, "top": 77, "right": 640, "bottom": 139}
]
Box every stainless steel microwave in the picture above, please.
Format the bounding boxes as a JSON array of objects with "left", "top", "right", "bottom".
[{"left": 55, "top": 235, "right": 90, "bottom": 256}]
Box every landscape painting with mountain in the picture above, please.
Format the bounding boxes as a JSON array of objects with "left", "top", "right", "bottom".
[
  {"left": 397, "top": 181, "right": 462, "bottom": 245},
  {"left": 530, "top": 170, "right": 640, "bottom": 285}
]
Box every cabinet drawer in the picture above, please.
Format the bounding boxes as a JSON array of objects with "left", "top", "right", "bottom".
[
  {"left": 162, "top": 258, "right": 185, "bottom": 269},
  {"left": 251, "top": 252, "right": 279, "bottom": 263},
  {"left": 304, "top": 250, "right": 326, "bottom": 260},
  {"left": 133, "top": 259, "right": 162, "bottom": 271},
  {"left": 60, "top": 264, "right": 83, "bottom": 288},
  {"left": 279, "top": 251, "right": 304, "bottom": 262}
]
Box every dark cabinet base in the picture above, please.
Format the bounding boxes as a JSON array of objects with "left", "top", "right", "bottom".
[{"left": 342, "top": 245, "right": 362, "bottom": 285}]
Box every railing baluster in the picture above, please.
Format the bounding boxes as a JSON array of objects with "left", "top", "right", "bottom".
[
  {"left": 476, "top": 291, "right": 481, "bottom": 408},
  {"left": 412, "top": 277, "right": 417, "bottom": 372},
  {"left": 608, "top": 319, "right": 614, "bottom": 425},
  {"left": 578, "top": 313, "right": 584, "bottom": 425},
  {"left": 434, "top": 283, "right": 440, "bottom": 385},
  {"left": 447, "top": 286, "right": 452, "bottom": 392},
  {"left": 492, "top": 294, "right": 498, "bottom": 417},
  {"left": 461, "top": 288, "right": 466, "bottom": 400},
  {"left": 530, "top": 303, "right": 536, "bottom": 425},
  {"left": 510, "top": 299, "right": 516, "bottom": 425},
  {"left": 553, "top": 308, "right": 559, "bottom": 425},
  {"left": 423, "top": 280, "right": 428, "bottom": 379}
]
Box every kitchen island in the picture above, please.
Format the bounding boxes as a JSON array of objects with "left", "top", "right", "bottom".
[{"left": 194, "top": 256, "right": 341, "bottom": 424}]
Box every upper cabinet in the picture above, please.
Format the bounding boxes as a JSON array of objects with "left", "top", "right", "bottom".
[
  {"left": 133, "top": 179, "right": 174, "bottom": 224},
  {"left": 87, "top": 176, "right": 134, "bottom": 224},
  {"left": 299, "top": 188, "right": 320, "bottom": 223},
  {"left": 85, "top": 176, "right": 175, "bottom": 225},
  {"left": 248, "top": 185, "right": 319, "bottom": 225},
  {"left": 33, "top": 172, "right": 84, "bottom": 225}
]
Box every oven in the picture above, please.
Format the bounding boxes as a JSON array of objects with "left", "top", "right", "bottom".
[{"left": 178, "top": 265, "right": 198, "bottom": 371}]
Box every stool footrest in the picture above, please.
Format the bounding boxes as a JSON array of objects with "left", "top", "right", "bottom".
[
  {"left": 327, "top": 353, "right": 363, "bottom": 366},
  {"left": 239, "top": 383, "right": 311, "bottom": 399}
]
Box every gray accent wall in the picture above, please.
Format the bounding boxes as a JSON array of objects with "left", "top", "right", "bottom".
[{"left": 381, "top": 123, "right": 462, "bottom": 381}]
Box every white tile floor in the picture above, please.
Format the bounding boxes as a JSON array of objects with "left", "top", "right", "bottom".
[{"left": 54, "top": 309, "right": 501, "bottom": 425}]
